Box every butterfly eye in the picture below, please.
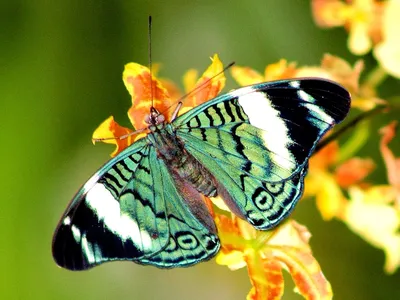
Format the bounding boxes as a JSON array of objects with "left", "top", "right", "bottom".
[
  {"left": 144, "top": 114, "right": 152, "bottom": 124},
  {"left": 156, "top": 114, "right": 165, "bottom": 123},
  {"left": 145, "top": 110, "right": 165, "bottom": 125}
]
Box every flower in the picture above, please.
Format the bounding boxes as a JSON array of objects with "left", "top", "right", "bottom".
[
  {"left": 216, "top": 216, "right": 332, "bottom": 300},
  {"left": 305, "top": 141, "right": 375, "bottom": 220},
  {"left": 231, "top": 55, "right": 363, "bottom": 96},
  {"left": 379, "top": 121, "right": 400, "bottom": 210},
  {"left": 344, "top": 185, "right": 400, "bottom": 273},
  {"left": 312, "top": 0, "right": 385, "bottom": 55},
  {"left": 92, "top": 54, "right": 225, "bottom": 157},
  {"left": 374, "top": 0, "right": 400, "bottom": 78},
  {"left": 307, "top": 121, "right": 400, "bottom": 273}
]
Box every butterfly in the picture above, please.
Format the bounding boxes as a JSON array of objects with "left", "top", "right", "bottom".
[{"left": 52, "top": 78, "right": 351, "bottom": 270}]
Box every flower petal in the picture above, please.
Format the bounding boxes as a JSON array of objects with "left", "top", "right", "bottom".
[
  {"left": 267, "top": 221, "right": 333, "bottom": 300},
  {"left": 92, "top": 116, "right": 136, "bottom": 157},
  {"left": 215, "top": 215, "right": 247, "bottom": 270},
  {"left": 309, "top": 141, "right": 339, "bottom": 171},
  {"left": 183, "top": 69, "right": 199, "bottom": 93},
  {"left": 348, "top": 21, "right": 372, "bottom": 55},
  {"left": 374, "top": 0, "right": 400, "bottom": 78},
  {"left": 231, "top": 66, "right": 264, "bottom": 86},
  {"left": 344, "top": 186, "right": 400, "bottom": 273},
  {"left": 216, "top": 250, "right": 246, "bottom": 271},
  {"left": 245, "top": 255, "right": 284, "bottom": 300},
  {"left": 316, "top": 173, "right": 347, "bottom": 220},
  {"left": 183, "top": 54, "right": 225, "bottom": 110},
  {"left": 320, "top": 54, "right": 364, "bottom": 94},
  {"left": 123, "top": 63, "right": 171, "bottom": 127},
  {"left": 264, "top": 59, "right": 297, "bottom": 81},
  {"left": 379, "top": 121, "right": 400, "bottom": 209},
  {"left": 311, "top": 0, "right": 347, "bottom": 27},
  {"left": 335, "top": 157, "right": 375, "bottom": 188},
  {"left": 159, "top": 78, "right": 183, "bottom": 102}
]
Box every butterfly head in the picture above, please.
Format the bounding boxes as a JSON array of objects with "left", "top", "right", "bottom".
[{"left": 145, "top": 107, "right": 165, "bottom": 127}]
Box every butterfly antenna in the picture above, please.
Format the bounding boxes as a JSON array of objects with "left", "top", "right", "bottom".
[
  {"left": 92, "top": 128, "right": 147, "bottom": 143},
  {"left": 159, "top": 61, "right": 235, "bottom": 119},
  {"left": 148, "top": 15, "right": 154, "bottom": 109}
]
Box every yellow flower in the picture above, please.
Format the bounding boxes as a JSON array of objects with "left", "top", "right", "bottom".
[
  {"left": 230, "top": 59, "right": 298, "bottom": 85},
  {"left": 231, "top": 55, "right": 363, "bottom": 96},
  {"left": 305, "top": 141, "right": 375, "bottom": 220},
  {"left": 232, "top": 54, "right": 389, "bottom": 112},
  {"left": 374, "top": 0, "right": 400, "bottom": 78},
  {"left": 312, "top": 0, "right": 385, "bottom": 55},
  {"left": 345, "top": 186, "right": 400, "bottom": 273}
]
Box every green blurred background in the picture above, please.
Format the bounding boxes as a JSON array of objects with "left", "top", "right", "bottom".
[{"left": 1, "top": 1, "right": 399, "bottom": 299}]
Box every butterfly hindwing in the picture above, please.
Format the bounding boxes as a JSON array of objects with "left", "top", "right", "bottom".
[
  {"left": 177, "top": 128, "right": 307, "bottom": 229},
  {"left": 53, "top": 138, "right": 219, "bottom": 270},
  {"left": 140, "top": 152, "right": 220, "bottom": 267},
  {"left": 173, "top": 78, "right": 350, "bottom": 229}
]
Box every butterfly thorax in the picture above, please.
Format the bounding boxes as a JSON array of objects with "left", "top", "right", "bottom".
[{"left": 147, "top": 124, "right": 218, "bottom": 198}]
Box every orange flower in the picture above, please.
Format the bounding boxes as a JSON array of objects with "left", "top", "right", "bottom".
[
  {"left": 215, "top": 216, "right": 332, "bottom": 300},
  {"left": 92, "top": 54, "right": 225, "bottom": 157}
]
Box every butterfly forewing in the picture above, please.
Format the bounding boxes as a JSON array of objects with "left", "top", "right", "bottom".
[
  {"left": 174, "top": 78, "right": 350, "bottom": 230},
  {"left": 52, "top": 139, "right": 164, "bottom": 270}
]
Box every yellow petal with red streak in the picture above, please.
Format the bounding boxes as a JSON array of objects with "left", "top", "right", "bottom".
[
  {"left": 264, "top": 59, "right": 297, "bottom": 81},
  {"left": 123, "top": 63, "right": 171, "bottom": 127},
  {"left": 267, "top": 221, "right": 333, "bottom": 300},
  {"left": 183, "top": 54, "right": 225, "bottom": 110},
  {"left": 92, "top": 116, "right": 135, "bottom": 157},
  {"left": 245, "top": 253, "right": 284, "bottom": 300}
]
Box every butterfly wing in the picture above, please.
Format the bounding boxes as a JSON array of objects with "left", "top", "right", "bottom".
[
  {"left": 52, "top": 138, "right": 219, "bottom": 270},
  {"left": 139, "top": 155, "right": 220, "bottom": 267},
  {"left": 173, "top": 78, "right": 350, "bottom": 230}
]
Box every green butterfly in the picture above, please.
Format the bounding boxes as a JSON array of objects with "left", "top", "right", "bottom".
[{"left": 52, "top": 78, "right": 350, "bottom": 270}]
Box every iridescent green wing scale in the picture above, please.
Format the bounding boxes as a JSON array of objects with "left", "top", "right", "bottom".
[
  {"left": 140, "top": 152, "right": 219, "bottom": 267},
  {"left": 173, "top": 79, "right": 350, "bottom": 230}
]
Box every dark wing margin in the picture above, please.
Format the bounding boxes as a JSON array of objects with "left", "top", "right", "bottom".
[{"left": 52, "top": 139, "right": 171, "bottom": 270}]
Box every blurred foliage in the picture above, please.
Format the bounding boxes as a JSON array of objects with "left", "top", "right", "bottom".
[{"left": 0, "top": 1, "right": 399, "bottom": 299}]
